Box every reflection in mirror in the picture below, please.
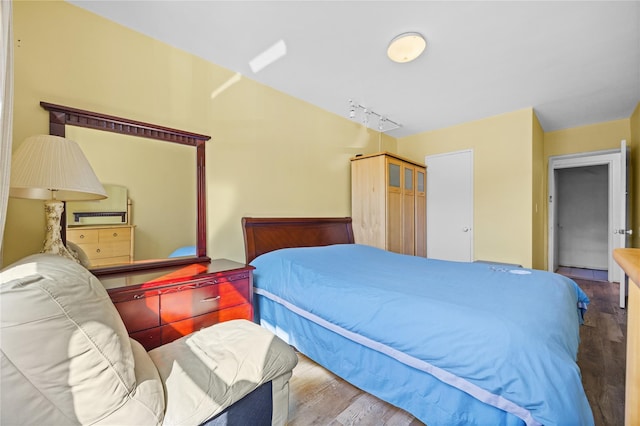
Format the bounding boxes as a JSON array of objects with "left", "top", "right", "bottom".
[
  {"left": 67, "top": 184, "right": 129, "bottom": 227},
  {"left": 66, "top": 184, "right": 133, "bottom": 268},
  {"left": 64, "top": 127, "right": 196, "bottom": 268}
]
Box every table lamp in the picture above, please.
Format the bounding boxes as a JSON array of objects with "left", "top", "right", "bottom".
[{"left": 10, "top": 134, "right": 107, "bottom": 261}]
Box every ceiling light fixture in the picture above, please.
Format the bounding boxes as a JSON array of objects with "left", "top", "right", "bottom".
[{"left": 387, "top": 32, "right": 426, "bottom": 63}]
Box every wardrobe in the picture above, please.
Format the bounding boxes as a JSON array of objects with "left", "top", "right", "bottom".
[{"left": 351, "top": 152, "right": 426, "bottom": 256}]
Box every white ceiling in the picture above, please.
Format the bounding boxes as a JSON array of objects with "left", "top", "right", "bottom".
[{"left": 69, "top": 1, "right": 640, "bottom": 138}]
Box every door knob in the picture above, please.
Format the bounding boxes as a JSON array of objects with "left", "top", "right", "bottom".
[{"left": 462, "top": 227, "right": 470, "bottom": 232}]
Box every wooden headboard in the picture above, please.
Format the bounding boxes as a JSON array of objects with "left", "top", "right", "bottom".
[{"left": 242, "top": 217, "right": 355, "bottom": 263}]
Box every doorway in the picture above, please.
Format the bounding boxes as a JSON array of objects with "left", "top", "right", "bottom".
[
  {"left": 554, "top": 165, "right": 609, "bottom": 281},
  {"left": 548, "top": 146, "right": 627, "bottom": 291}
]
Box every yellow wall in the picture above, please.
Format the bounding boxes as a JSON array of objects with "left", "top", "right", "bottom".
[
  {"left": 532, "top": 112, "right": 545, "bottom": 269},
  {"left": 398, "top": 109, "right": 535, "bottom": 268},
  {"left": 544, "top": 119, "right": 631, "bottom": 158},
  {"left": 4, "top": 1, "right": 393, "bottom": 266}
]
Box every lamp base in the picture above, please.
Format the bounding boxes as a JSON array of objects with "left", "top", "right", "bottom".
[{"left": 42, "top": 200, "right": 80, "bottom": 264}]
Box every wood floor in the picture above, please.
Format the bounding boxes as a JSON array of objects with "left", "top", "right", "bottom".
[
  {"left": 557, "top": 265, "right": 609, "bottom": 282},
  {"left": 576, "top": 277, "right": 627, "bottom": 426},
  {"left": 286, "top": 277, "right": 627, "bottom": 425}
]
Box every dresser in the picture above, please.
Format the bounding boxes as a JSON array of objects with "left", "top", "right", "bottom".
[
  {"left": 351, "top": 152, "right": 426, "bottom": 256},
  {"left": 100, "top": 259, "right": 254, "bottom": 351},
  {"left": 613, "top": 248, "right": 640, "bottom": 426},
  {"left": 67, "top": 225, "right": 134, "bottom": 267}
]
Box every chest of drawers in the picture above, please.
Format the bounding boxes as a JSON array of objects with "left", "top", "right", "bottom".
[
  {"left": 67, "top": 225, "right": 134, "bottom": 267},
  {"left": 101, "top": 259, "right": 254, "bottom": 351}
]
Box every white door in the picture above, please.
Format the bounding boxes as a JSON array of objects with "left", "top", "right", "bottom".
[{"left": 426, "top": 150, "right": 473, "bottom": 262}]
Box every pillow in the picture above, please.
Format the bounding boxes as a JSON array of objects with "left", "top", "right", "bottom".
[{"left": 1, "top": 254, "right": 164, "bottom": 425}]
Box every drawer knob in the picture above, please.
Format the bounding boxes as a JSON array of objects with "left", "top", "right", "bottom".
[
  {"left": 79, "top": 234, "right": 85, "bottom": 239},
  {"left": 96, "top": 248, "right": 101, "bottom": 253},
  {"left": 133, "top": 294, "right": 144, "bottom": 299},
  {"left": 113, "top": 232, "right": 118, "bottom": 237},
  {"left": 200, "top": 296, "right": 221, "bottom": 303}
]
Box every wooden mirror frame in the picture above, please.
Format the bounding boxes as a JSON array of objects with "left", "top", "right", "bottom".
[{"left": 40, "top": 101, "right": 211, "bottom": 275}]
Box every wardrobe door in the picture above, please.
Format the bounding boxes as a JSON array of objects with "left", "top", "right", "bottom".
[
  {"left": 402, "top": 163, "right": 416, "bottom": 255},
  {"left": 351, "top": 154, "right": 386, "bottom": 249},
  {"left": 415, "top": 168, "right": 426, "bottom": 257},
  {"left": 386, "top": 157, "right": 403, "bottom": 254}
]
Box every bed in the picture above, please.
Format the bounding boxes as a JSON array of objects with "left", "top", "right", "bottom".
[{"left": 242, "top": 217, "right": 594, "bottom": 426}]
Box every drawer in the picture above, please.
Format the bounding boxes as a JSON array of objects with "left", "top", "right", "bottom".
[
  {"left": 200, "top": 271, "right": 250, "bottom": 285},
  {"left": 67, "top": 228, "right": 99, "bottom": 244},
  {"left": 130, "top": 328, "right": 162, "bottom": 351},
  {"left": 99, "top": 228, "right": 131, "bottom": 243},
  {"left": 80, "top": 241, "right": 131, "bottom": 259},
  {"left": 90, "top": 255, "right": 131, "bottom": 267},
  {"left": 113, "top": 295, "right": 160, "bottom": 333},
  {"left": 160, "top": 303, "right": 253, "bottom": 344},
  {"left": 159, "top": 279, "right": 250, "bottom": 324}
]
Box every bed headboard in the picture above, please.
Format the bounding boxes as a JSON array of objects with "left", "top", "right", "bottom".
[{"left": 242, "top": 217, "right": 355, "bottom": 263}]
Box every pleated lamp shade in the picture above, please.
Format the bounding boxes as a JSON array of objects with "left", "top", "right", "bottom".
[{"left": 10, "top": 135, "right": 107, "bottom": 201}]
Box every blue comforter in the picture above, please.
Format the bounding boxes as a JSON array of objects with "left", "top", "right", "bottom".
[{"left": 252, "top": 244, "right": 593, "bottom": 426}]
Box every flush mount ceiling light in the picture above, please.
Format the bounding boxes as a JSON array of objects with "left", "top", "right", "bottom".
[{"left": 387, "top": 32, "right": 426, "bottom": 63}]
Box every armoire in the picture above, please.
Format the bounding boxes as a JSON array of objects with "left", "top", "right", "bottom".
[{"left": 351, "top": 152, "right": 426, "bottom": 257}]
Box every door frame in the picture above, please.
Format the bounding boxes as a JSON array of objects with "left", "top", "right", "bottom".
[{"left": 548, "top": 149, "right": 621, "bottom": 282}]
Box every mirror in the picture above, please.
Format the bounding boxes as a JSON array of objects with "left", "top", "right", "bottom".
[
  {"left": 41, "top": 101, "right": 210, "bottom": 275},
  {"left": 65, "top": 129, "right": 195, "bottom": 264}
]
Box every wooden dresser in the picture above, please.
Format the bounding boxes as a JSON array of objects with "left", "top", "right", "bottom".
[
  {"left": 100, "top": 259, "right": 254, "bottom": 351},
  {"left": 67, "top": 225, "right": 134, "bottom": 267}
]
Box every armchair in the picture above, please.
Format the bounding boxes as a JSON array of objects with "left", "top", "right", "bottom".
[{"left": 0, "top": 254, "right": 297, "bottom": 425}]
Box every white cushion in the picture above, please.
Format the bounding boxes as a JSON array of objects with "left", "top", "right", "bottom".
[{"left": 1, "top": 254, "right": 164, "bottom": 425}]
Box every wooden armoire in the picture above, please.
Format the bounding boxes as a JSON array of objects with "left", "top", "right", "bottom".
[{"left": 351, "top": 152, "right": 426, "bottom": 257}]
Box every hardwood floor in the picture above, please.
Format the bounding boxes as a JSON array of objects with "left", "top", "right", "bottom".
[
  {"left": 557, "top": 266, "right": 609, "bottom": 282},
  {"left": 286, "top": 277, "right": 627, "bottom": 425},
  {"left": 288, "top": 353, "right": 422, "bottom": 425},
  {"left": 576, "top": 278, "right": 627, "bottom": 426}
]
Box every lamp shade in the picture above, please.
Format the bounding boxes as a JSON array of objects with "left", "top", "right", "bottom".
[{"left": 10, "top": 134, "right": 107, "bottom": 201}]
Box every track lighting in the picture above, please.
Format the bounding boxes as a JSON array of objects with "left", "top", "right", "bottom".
[
  {"left": 349, "top": 101, "right": 356, "bottom": 119},
  {"left": 347, "top": 99, "right": 401, "bottom": 133}
]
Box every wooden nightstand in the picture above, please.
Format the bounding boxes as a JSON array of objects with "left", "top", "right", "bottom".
[{"left": 100, "top": 259, "right": 254, "bottom": 351}]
